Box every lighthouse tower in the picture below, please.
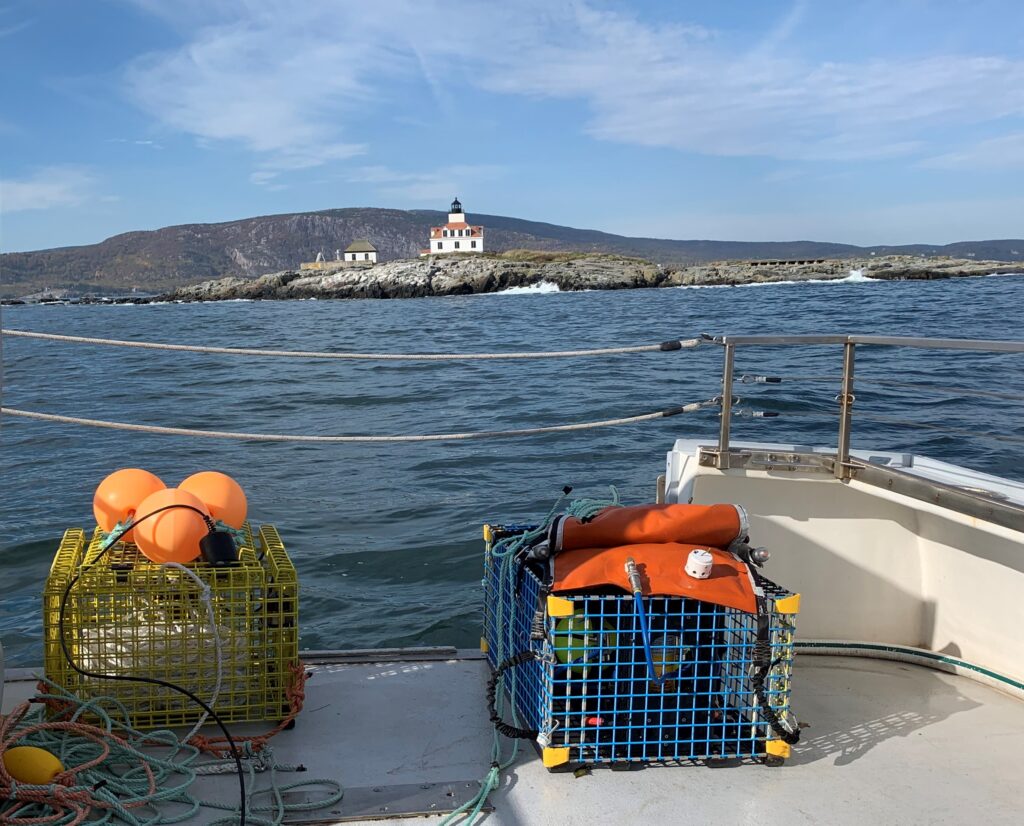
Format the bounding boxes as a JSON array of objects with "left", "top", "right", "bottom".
[{"left": 421, "top": 198, "right": 485, "bottom": 256}]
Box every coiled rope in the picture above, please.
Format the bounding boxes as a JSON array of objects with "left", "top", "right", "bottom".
[
  {"left": 0, "top": 400, "right": 718, "bottom": 443},
  {"left": 0, "top": 680, "right": 342, "bottom": 826},
  {"left": 1, "top": 329, "right": 703, "bottom": 361}
]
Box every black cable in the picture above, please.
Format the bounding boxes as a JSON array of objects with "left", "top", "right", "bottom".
[
  {"left": 486, "top": 651, "right": 539, "bottom": 740},
  {"left": 58, "top": 503, "right": 248, "bottom": 825},
  {"left": 747, "top": 568, "right": 800, "bottom": 748},
  {"left": 751, "top": 641, "right": 800, "bottom": 746}
]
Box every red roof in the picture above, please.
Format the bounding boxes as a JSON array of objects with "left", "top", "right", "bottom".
[{"left": 430, "top": 224, "right": 484, "bottom": 238}]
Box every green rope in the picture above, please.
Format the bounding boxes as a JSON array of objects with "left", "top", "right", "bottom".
[
  {"left": 1, "top": 680, "right": 343, "bottom": 826},
  {"left": 564, "top": 485, "right": 620, "bottom": 520},
  {"left": 444, "top": 488, "right": 617, "bottom": 825}
]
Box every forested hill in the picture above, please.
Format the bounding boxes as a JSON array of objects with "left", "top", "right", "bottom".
[{"left": 2, "top": 206, "right": 1021, "bottom": 296}]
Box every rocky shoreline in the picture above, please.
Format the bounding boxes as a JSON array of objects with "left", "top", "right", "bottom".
[{"left": 5, "top": 253, "right": 1021, "bottom": 304}]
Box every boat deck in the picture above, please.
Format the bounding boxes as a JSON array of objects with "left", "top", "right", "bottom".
[{"left": 5, "top": 651, "right": 1023, "bottom": 824}]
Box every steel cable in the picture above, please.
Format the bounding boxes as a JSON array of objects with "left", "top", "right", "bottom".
[
  {"left": 732, "top": 405, "right": 1024, "bottom": 446},
  {"left": 1, "top": 328, "right": 702, "bottom": 361},
  {"left": 740, "top": 373, "right": 1024, "bottom": 403},
  {"left": 0, "top": 400, "right": 717, "bottom": 443}
]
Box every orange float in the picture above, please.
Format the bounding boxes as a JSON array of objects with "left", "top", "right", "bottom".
[
  {"left": 556, "top": 503, "right": 746, "bottom": 553},
  {"left": 180, "top": 471, "right": 248, "bottom": 529},
  {"left": 93, "top": 468, "right": 166, "bottom": 543},
  {"left": 132, "top": 488, "right": 210, "bottom": 564}
]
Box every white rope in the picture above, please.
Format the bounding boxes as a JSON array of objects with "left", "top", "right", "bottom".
[
  {"left": 0, "top": 401, "right": 716, "bottom": 443},
  {"left": 161, "top": 562, "right": 223, "bottom": 742},
  {"left": 1, "top": 328, "right": 702, "bottom": 361}
]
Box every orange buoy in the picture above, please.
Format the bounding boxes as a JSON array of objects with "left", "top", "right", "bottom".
[
  {"left": 93, "top": 468, "right": 166, "bottom": 543},
  {"left": 179, "top": 471, "right": 248, "bottom": 529},
  {"left": 132, "top": 488, "right": 210, "bottom": 564}
]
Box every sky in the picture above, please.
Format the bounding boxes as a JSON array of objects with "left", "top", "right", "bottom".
[{"left": 1, "top": 0, "right": 1022, "bottom": 252}]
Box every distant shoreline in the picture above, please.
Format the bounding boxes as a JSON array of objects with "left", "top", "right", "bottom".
[{"left": 3, "top": 253, "right": 1022, "bottom": 305}]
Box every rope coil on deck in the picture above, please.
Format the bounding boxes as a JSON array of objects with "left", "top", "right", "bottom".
[
  {"left": 0, "top": 400, "right": 718, "bottom": 443},
  {"left": 0, "top": 679, "right": 342, "bottom": 826},
  {"left": 1, "top": 329, "right": 703, "bottom": 361}
]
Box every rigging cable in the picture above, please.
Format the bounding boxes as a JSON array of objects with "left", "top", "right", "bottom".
[
  {"left": 722, "top": 404, "right": 1024, "bottom": 446},
  {"left": 1, "top": 400, "right": 719, "bottom": 443},
  {"left": 1, "top": 329, "right": 704, "bottom": 361},
  {"left": 739, "top": 373, "right": 1024, "bottom": 403}
]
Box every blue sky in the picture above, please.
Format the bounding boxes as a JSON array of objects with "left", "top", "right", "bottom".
[{"left": 1, "top": 0, "right": 1022, "bottom": 252}]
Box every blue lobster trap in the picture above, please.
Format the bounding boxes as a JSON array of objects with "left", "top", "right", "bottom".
[{"left": 482, "top": 523, "right": 800, "bottom": 770}]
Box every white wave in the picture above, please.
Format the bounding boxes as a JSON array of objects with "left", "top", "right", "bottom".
[
  {"left": 677, "top": 269, "right": 879, "bottom": 289},
  {"left": 840, "top": 269, "right": 877, "bottom": 282},
  {"left": 494, "top": 281, "right": 561, "bottom": 295},
  {"left": 800, "top": 271, "right": 880, "bottom": 285}
]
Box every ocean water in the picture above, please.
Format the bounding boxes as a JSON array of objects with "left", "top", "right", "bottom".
[{"left": 2, "top": 274, "right": 1023, "bottom": 666}]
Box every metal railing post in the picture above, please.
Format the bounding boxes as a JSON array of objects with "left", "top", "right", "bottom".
[
  {"left": 835, "top": 341, "right": 856, "bottom": 479},
  {"left": 717, "top": 343, "right": 735, "bottom": 469}
]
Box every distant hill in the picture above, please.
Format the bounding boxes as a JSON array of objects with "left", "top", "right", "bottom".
[{"left": 1, "top": 206, "right": 1021, "bottom": 296}]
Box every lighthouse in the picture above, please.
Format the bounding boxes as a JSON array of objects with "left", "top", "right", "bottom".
[{"left": 421, "top": 198, "right": 485, "bottom": 256}]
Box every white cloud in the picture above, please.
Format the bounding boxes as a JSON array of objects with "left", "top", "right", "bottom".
[
  {"left": 125, "top": 1, "right": 1024, "bottom": 171},
  {"left": 483, "top": 20, "right": 1024, "bottom": 161},
  {"left": 0, "top": 166, "right": 97, "bottom": 213},
  {"left": 106, "top": 137, "right": 165, "bottom": 149},
  {"left": 0, "top": 18, "right": 32, "bottom": 38},
  {"left": 0, "top": 4, "right": 34, "bottom": 40},
  {"left": 346, "top": 164, "right": 505, "bottom": 201},
  {"left": 610, "top": 195, "right": 1024, "bottom": 247},
  {"left": 124, "top": 4, "right": 386, "bottom": 178},
  {"left": 921, "top": 133, "right": 1024, "bottom": 170}
]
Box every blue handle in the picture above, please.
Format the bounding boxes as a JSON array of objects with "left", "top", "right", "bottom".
[{"left": 632, "top": 590, "right": 667, "bottom": 686}]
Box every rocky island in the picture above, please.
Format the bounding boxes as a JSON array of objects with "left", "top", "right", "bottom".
[
  {"left": 147, "top": 251, "right": 1021, "bottom": 303},
  {"left": 4, "top": 251, "right": 1020, "bottom": 305}
]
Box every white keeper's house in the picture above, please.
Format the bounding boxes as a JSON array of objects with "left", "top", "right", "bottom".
[
  {"left": 420, "top": 198, "right": 485, "bottom": 256},
  {"left": 343, "top": 240, "right": 378, "bottom": 263}
]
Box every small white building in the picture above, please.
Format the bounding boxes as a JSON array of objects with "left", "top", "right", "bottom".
[
  {"left": 344, "top": 240, "right": 378, "bottom": 263},
  {"left": 420, "top": 198, "right": 484, "bottom": 256}
]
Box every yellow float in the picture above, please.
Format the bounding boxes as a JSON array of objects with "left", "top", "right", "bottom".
[{"left": 2, "top": 745, "right": 65, "bottom": 785}]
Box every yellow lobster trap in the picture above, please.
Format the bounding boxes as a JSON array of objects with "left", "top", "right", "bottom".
[{"left": 43, "top": 523, "right": 299, "bottom": 729}]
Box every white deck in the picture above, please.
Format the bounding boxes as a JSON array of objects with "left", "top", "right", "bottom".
[{"left": 5, "top": 651, "right": 1023, "bottom": 824}]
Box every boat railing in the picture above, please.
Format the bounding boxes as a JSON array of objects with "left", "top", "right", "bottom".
[
  {"left": 707, "top": 334, "right": 1024, "bottom": 533},
  {"left": 3, "top": 327, "right": 1023, "bottom": 529}
]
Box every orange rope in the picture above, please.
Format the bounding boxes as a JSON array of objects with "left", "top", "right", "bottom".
[
  {"left": 6, "top": 663, "right": 309, "bottom": 822},
  {"left": 187, "top": 662, "right": 310, "bottom": 759},
  {"left": 31, "top": 682, "right": 74, "bottom": 721},
  {"left": 1, "top": 700, "right": 155, "bottom": 826}
]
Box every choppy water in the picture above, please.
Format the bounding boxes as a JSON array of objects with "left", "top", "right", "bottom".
[{"left": 3, "top": 275, "right": 1024, "bottom": 666}]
